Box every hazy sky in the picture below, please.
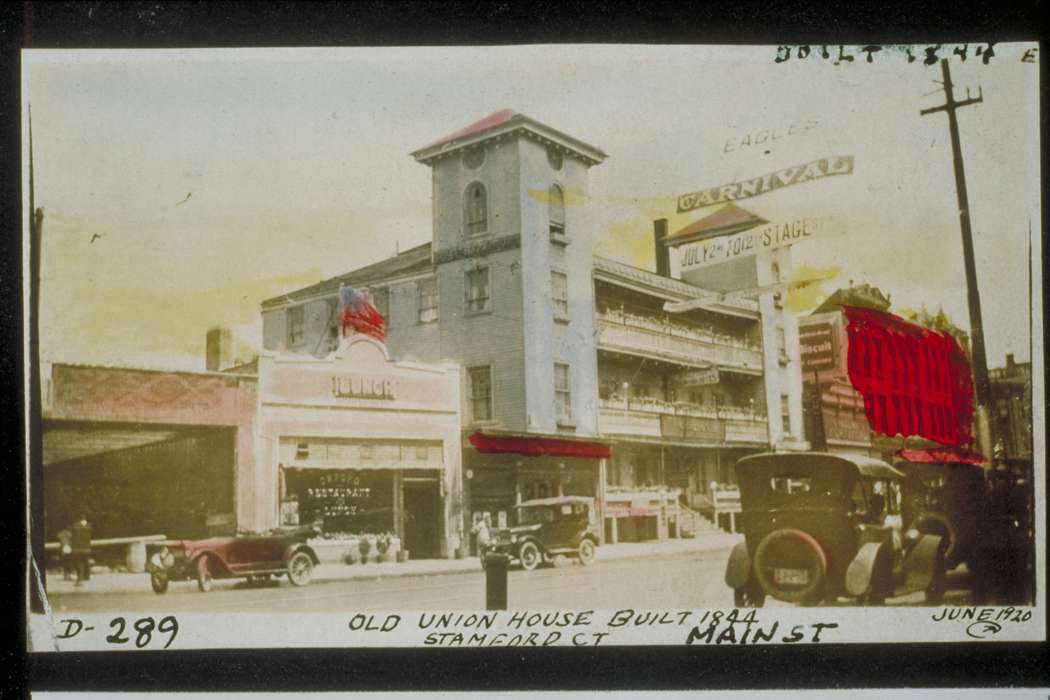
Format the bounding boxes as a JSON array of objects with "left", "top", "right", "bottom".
[{"left": 24, "top": 44, "right": 1040, "bottom": 372}]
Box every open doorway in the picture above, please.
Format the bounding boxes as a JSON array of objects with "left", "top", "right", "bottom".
[{"left": 402, "top": 479, "right": 441, "bottom": 559}]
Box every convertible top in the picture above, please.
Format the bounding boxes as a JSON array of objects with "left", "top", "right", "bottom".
[
  {"left": 738, "top": 452, "right": 902, "bottom": 479},
  {"left": 516, "top": 496, "right": 593, "bottom": 508}
]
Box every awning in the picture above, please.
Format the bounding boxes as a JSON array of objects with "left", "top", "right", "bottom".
[
  {"left": 468, "top": 432, "right": 612, "bottom": 459},
  {"left": 896, "top": 448, "right": 986, "bottom": 465}
]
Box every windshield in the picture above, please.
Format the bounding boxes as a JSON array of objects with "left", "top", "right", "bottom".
[{"left": 516, "top": 506, "right": 555, "bottom": 525}]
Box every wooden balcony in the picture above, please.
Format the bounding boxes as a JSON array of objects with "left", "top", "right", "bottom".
[
  {"left": 595, "top": 309, "right": 763, "bottom": 372},
  {"left": 598, "top": 398, "right": 769, "bottom": 445}
]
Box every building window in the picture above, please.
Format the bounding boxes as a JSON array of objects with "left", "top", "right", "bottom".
[
  {"left": 463, "top": 147, "right": 485, "bottom": 169},
  {"left": 417, "top": 278, "right": 439, "bottom": 323},
  {"left": 465, "top": 267, "right": 490, "bottom": 313},
  {"left": 772, "top": 262, "right": 783, "bottom": 308},
  {"left": 549, "top": 184, "right": 565, "bottom": 237},
  {"left": 295, "top": 442, "right": 310, "bottom": 460},
  {"left": 555, "top": 363, "right": 572, "bottom": 422},
  {"left": 469, "top": 366, "right": 493, "bottom": 422},
  {"left": 551, "top": 270, "right": 569, "bottom": 320},
  {"left": 371, "top": 288, "right": 390, "bottom": 328},
  {"left": 781, "top": 394, "right": 791, "bottom": 435},
  {"left": 414, "top": 445, "right": 429, "bottom": 461},
  {"left": 288, "top": 305, "right": 305, "bottom": 347},
  {"left": 359, "top": 443, "right": 373, "bottom": 460},
  {"left": 464, "top": 182, "right": 488, "bottom": 235},
  {"left": 326, "top": 297, "right": 339, "bottom": 346},
  {"left": 776, "top": 325, "right": 787, "bottom": 362}
]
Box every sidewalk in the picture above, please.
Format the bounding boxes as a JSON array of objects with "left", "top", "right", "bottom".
[{"left": 43, "top": 530, "right": 742, "bottom": 596}]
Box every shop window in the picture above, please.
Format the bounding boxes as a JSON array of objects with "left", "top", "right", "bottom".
[
  {"left": 418, "top": 278, "right": 439, "bottom": 323},
  {"left": 555, "top": 363, "right": 572, "bottom": 422},
  {"left": 465, "top": 267, "right": 490, "bottom": 313},
  {"left": 549, "top": 184, "right": 565, "bottom": 238},
  {"left": 551, "top": 270, "right": 569, "bottom": 320},
  {"left": 469, "top": 365, "right": 493, "bottom": 422},
  {"left": 464, "top": 182, "right": 488, "bottom": 235},
  {"left": 288, "top": 305, "right": 305, "bottom": 347}
]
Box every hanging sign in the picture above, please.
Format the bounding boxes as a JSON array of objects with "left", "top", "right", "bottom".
[
  {"left": 679, "top": 218, "right": 822, "bottom": 272},
  {"left": 678, "top": 368, "right": 721, "bottom": 387},
  {"left": 676, "top": 155, "right": 854, "bottom": 213}
]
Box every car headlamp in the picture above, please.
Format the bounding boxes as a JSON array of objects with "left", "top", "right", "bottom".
[
  {"left": 510, "top": 535, "right": 518, "bottom": 543},
  {"left": 905, "top": 528, "right": 920, "bottom": 541},
  {"left": 150, "top": 553, "right": 163, "bottom": 568}
]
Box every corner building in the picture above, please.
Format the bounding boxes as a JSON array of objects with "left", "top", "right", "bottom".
[{"left": 262, "top": 111, "right": 804, "bottom": 545}]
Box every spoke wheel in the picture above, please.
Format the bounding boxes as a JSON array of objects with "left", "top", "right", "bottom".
[
  {"left": 518, "top": 541, "right": 541, "bottom": 571},
  {"left": 287, "top": 551, "right": 315, "bottom": 586},
  {"left": 196, "top": 556, "right": 213, "bottom": 593},
  {"left": 578, "top": 539, "right": 596, "bottom": 566},
  {"left": 150, "top": 571, "right": 169, "bottom": 595}
]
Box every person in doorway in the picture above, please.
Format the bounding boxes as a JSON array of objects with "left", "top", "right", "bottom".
[
  {"left": 56, "top": 527, "right": 73, "bottom": 581},
  {"left": 71, "top": 516, "right": 92, "bottom": 586},
  {"left": 471, "top": 514, "right": 492, "bottom": 558}
]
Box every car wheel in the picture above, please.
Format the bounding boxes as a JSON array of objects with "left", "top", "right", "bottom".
[
  {"left": 287, "top": 551, "right": 315, "bottom": 586},
  {"left": 925, "top": 567, "right": 946, "bottom": 605},
  {"left": 196, "top": 556, "right": 213, "bottom": 593},
  {"left": 578, "top": 539, "right": 596, "bottom": 566},
  {"left": 734, "top": 585, "right": 766, "bottom": 608},
  {"left": 150, "top": 570, "right": 169, "bottom": 595},
  {"left": 518, "top": 541, "right": 541, "bottom": 571}
]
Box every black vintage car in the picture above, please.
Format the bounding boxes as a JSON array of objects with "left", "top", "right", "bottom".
[
  {"left": 725, "top": 452, "right": 947, "bottom": 607},
  {"left": 482, "top": 496, "right": 600, "bottom": 571}
]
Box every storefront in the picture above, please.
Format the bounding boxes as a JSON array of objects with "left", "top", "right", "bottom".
[
  {"left": 463, "top": 431, "right": 611, "bottom": 550},
  {"left": 256, "top": 336, "right": 463, "bottom": 558}
]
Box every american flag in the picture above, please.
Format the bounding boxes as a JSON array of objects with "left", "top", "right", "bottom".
[{"left": 340, "top": 286, "right": 386, "bottom": 343}]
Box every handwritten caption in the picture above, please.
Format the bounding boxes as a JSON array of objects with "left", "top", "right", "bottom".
[
  {"left": 773, "top": 43, "right": 1038, "bottom": 65},
  {"left": 55, "top": 615, "right": 179, "bottom": 649},
  {"left": 349, "top": 609, "right": 840, "bottom": 647},
  {"left": 931, "top": 606, "right": 1033, "bottom": 640}
]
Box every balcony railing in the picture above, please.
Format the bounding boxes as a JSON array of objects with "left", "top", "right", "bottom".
[
  {"left": 595, "top": 308, "right": 763, "bottom": 371},
  {"left": 598, "top": 397, "right": 769, "bottom": 444}
]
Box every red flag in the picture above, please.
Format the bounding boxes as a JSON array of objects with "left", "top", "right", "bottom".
[{"left": 340, "top": 287, "right": 386, "bottom": 343}]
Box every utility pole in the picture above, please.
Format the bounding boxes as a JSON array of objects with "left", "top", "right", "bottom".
[
  {"left": 28, "top": 105, "right": 46, "bottom": 611},
  {"left": 920, "top": 58, "right": 993, "bottom": 456}
]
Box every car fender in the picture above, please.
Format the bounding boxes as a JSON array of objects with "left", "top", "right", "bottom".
[
  {"left": 845, "top": 541, "right": 892, "bottom": 597},
  {"left": 285, "top": 543, "right": 321, "bottom": 566},
  {"left": 911, "top": 511, "right": 958, "bottom": 563},
  {"left": 902, "top": 533, "right": 945, "bottom": 592},
  {"left": 724, "top": 541, "right": 751, "bottom": 589},
  {"left": 191, "top": 550, "right": 234, "bottom": 577}
]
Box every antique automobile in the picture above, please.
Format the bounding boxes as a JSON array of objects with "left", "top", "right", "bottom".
[
  {"left": 724, "top": 452, "right": 947, "bottom": 607},
  {"left": 482, "top": 496, "right": 600, "bottom": 571},
  {"left": 146, "top": 524, "right": 321, "bottom": 594},
  {"left": 895, "top": 449, "right": 987, "bottom": 571}
]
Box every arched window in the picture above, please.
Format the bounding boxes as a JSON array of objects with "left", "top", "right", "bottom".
[
  {"left": 464, "top": 182, "right": 488, "bottom": 235},
  {"left": 549, "top": 184, "right": 565, "bottom": 236}
]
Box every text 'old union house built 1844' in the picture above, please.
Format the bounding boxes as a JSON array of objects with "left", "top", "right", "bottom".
[{"left": 261, "top": 111, "right": 805, "bottom": 546}]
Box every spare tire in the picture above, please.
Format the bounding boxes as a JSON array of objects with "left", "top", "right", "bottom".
[
  {"left": 912, "top": 512, "right": 958, "bottom": 567},
  {"left": 753, "top": 528, "right": 828, "bottom": 604}
]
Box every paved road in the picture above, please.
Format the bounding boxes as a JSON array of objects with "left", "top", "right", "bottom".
[{"left": 47, "top": 546, "right": 976, "bottom": 614}]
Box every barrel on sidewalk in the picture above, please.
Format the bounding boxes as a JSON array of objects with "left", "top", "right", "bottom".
[{"left": 484, "top": 552, "right": 510, "bottom": 610}]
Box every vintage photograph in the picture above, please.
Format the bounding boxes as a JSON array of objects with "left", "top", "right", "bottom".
[{"left": 24, "top": 43, "right": 1042, "bottom": 650}]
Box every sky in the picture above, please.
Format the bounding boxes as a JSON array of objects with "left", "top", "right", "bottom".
[{"left": 23, "top": 44, "right": 1040, "bottom": 372}]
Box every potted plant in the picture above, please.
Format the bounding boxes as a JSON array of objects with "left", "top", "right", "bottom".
[{"left": 358, "top": 536, "right": 372, "bottom": 564}]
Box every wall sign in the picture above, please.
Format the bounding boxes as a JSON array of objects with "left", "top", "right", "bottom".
[
  {"left": 799, "top": 323, "right": 836, "bottom": 370},
  {"left": 678, "top": 218, "right": 822, "bottom": 271},
  {"left": 332, "top": 375, "right": 395, "bottom": 400},
  {"left": 676, "top": 156, "right": 854, "bottom": 213},
  {"left": 678, "top": 368, "right": 721, "bottom": 387}
]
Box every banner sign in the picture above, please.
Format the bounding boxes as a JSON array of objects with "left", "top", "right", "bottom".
[
  {"left": 679, "top": 218, "right": 821, "bottom": 272},
  {"left": 799, "top": 323, "right": 836, "bottom": 371},
  {"left": 676, "top": 155, "right": 854, "bottom": 213},
  {"left": 678, "top": 368, "right": 721, "bottom": 387}
]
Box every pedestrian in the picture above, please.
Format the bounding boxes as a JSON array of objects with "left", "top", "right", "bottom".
[
  {"left": 471, "top": 514, "right": 492, "bottom": 557},
  {"left": 56, "top": 527, "right": 74, "bottom": 581},
  {"left": 71, "top": 516, "right": 92, "bottom": 586}
]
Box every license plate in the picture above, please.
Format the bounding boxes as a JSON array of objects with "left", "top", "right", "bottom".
[{"left": 773, "top": 568, "right": 810, "bottom": 585}]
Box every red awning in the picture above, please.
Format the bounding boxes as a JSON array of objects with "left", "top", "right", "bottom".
[
  {"left": 468, "top": 432, "right": 612, "bottom": 459},
  {"left": 896, "top": 448, "right": 986, "bottom": 465}
]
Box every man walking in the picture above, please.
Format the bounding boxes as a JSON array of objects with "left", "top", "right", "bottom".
[{"left": 71, "top": 516, "right": 92, "bottom": 586}]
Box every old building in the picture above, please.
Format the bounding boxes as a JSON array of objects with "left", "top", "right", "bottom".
[
  {"left": 989, "top": 353, "right": 1032, "bottom": 460},
  {"left": 261, "top": 110, "right": 806, "bottom": 542}
]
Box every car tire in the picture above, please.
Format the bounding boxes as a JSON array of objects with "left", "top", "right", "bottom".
[
  {"left": 287, "top": 551, "right": 315, "bottom": 587},
  {"left": 150, "top": 570, "right": 169, "bottom": 595},
  {"left": 196, "top": 556, "right": 213, "bottom": 593},
  {"left": 518, "top": 541, "right": 541, "bottom": 571},
  {"left": 753, "top": 528, "right": 827, "bottom": 604},
  {"left": 578, "top": 539, "right": 596, "bottom": 566}
]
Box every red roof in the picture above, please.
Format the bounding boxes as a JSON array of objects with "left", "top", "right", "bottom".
[
  {"left": 896, "top": 449, "right": 986, "bottom": 466},
  {"left": 468, "top": 431, "right": 612, "bottom": 459},
  {"left": 424, "top": 109, "right": 518, "bottom": 150},
  {"left": 668, "top": 202, "right": 768, "bottom": 243}
]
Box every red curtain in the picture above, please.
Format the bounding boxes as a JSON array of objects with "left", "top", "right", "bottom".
[{"left": 843, "top": 305, "right": 974, "bottom": 446}]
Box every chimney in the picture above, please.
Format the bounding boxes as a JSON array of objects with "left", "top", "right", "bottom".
[
  {"left": 206, "top": 326, "right": 233, "bottom": 372},
  {"left": 653, "top": 219, "right": 670, "bottom": 277}
]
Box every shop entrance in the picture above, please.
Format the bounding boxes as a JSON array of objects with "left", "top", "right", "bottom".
[{"left": 402, "top": 479, "right": 441, "bottom": 559}]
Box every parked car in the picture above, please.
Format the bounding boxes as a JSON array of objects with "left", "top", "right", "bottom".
[
  {"left": 482, "top": 496, "right": 600, "bottom": 571},
  {"left": 895, "top": 450, "right": 987, "bottom": 571},
  {"left": 146, "top": 524, "right": 321, "bottom": 594},
  {"left": 724, "top": 452, "right": 946, "bottom": 607}
]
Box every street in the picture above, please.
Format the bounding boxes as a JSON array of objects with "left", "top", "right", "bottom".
[{"left": 46, "top": 546, "right": 974, "bottom": 614}]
